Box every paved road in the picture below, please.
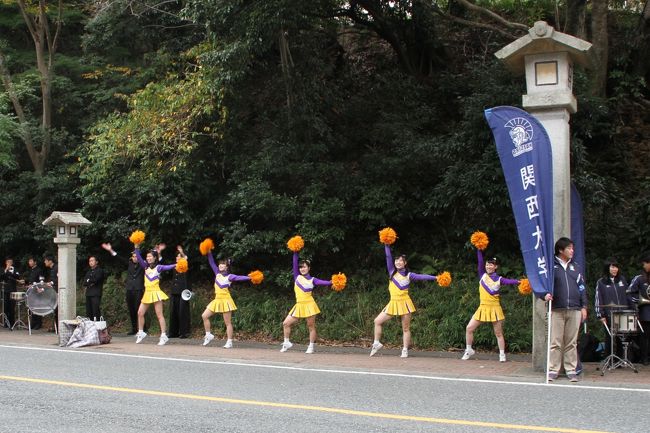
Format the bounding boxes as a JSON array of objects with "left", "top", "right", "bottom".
[{"left": 1, "top": 338, "right": 648, "bottom": 433}]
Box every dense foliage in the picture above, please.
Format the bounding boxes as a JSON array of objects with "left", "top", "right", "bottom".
[{"left": 2, "top": 0, "right": 649, "bottom": 351}]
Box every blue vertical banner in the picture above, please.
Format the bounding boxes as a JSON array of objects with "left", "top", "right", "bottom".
[
  {"left": 571, "top": 182, "right": 586, "bottom": 276},
  {"left": 484, "top": 106, "right": 555, "bottom": 296}
]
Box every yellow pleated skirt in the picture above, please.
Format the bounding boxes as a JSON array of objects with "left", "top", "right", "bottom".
[
  {"left": 141, "top": 290, "right": 169, "bottom": 304},
  {"left": 289, "top": 301, "right": 320, "bottom": 318},
  {"left": 472, "top": 303, "right": 505, "bottom": 322},
  {"left": 382, "top": 298, "right": 416, "bottom": 316},
  {"left": 206, "top": 296, "right": 237, "bottom": 313}
]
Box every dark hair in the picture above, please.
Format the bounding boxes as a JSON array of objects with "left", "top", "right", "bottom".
[
  {"left": 44, "top": 255, "right": 54, "bottom": 262},
  {"left": 299, "top": 259, "right": 311, "bottom": 268},
  {"left": 554, "top": 237, "right": 573, "bottom": 256},
  {"left": 390, "top": 254, "right": 409, "bottom": 278},
  {"left": 641, "top": 252, "right": 650, "bottom": 264},
  {"left": 602, "top": 257, "right": 622, "bottom": 282},
  {"left": 88, "top": 255, "right": 99, "bottom": 262},
  {"left": 148, "top": 250, "right": 158, "bottom": 259},
  {"left": 486, "top": 257, "right": 499, "bottom": 265}
]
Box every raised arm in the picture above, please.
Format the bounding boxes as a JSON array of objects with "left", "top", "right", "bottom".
[
  {"left": 229, "top": 274, "right": 251, "bottom": 283},
  {"left": 157, "top": 263, "right": 177, "bottom": 273},
  {"left": 409, "top": 272, "right": 437, "bottom": 282},
  {"left": 477, "top": 249, "right": 485, "bottom": 278},
  {"left": 293, "top": 252, "right": 299, "bottom": 280},
  {"left": 207, "top": 251, "right": 219, "bottom": 275},
  {"left": 134, "top": 248, "right": 147, "bottom": 269},
  {"left": 385, "top": 244, "right": 395, "bottom": 276},
  {"left": 313, "top": 277, "right": 332, "bottom": 286},
  {"left": 500, "top": 277, "right": 520, "bottom": 286}
]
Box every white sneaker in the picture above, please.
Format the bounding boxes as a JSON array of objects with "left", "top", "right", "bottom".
[
  {"left": 203, "top": 332, "right": 214, "bottom": 346},
  {"left": 400, "top": 348, "right": 408, "bottom": 358},
  {"left": 280, "top": 341, "right": 293, "bottom": 352},
  {"left": 223, "top": 340, "right": 233, "bottom": 349},
  {"left": 461, "top": 348, "right": 475, "bottom": 360},
  {"left": 369, "top": 342, "right": 383, "bottom": 357},
  {"left": 135, "top": 331, "right": 147, "bottom": 344},
  {"left": 157, "top": 334, "right": 168, "bottom": 346},
  {"left": 499, "top": 353, "right": 507, "bottom": 362},
  {"left": 305, "top": 345, "right": 314, "bottom": 354}
]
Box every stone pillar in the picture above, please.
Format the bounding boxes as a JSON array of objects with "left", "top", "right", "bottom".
[{"left": 494, "top": 21, "right": 592, "bottom": 371}]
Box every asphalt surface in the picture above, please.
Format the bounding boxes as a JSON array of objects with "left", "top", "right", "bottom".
[{"left": 1, "top": 328, "right": 650, "bottom": 433}]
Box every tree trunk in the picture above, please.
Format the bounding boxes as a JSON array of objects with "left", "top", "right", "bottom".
[
  {"left": 590, "top": 0, "right": 608, "bottom": 97},
  {"left": 564, "top": 0, "right": 587, "bottom": 39}
]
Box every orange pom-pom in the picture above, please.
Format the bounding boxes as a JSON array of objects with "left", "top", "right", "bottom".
[
  {"left": 129, "top": 230, "right": 145, "bottom": 245},
  {"left": 175, "top": 258, "right": 188, "bottom": 273},
  {"left": 248, "top": 270, "right": 264, "bottom": 285},
  {"left": 378, "top": 227, "right": 397, "bottom": 245},
  {"left": 436, "top": 271, "right": 452, "bottom": 287},
  {"left": 287, "top": 235, "right": 304, "bottom": 252},
  {"left": 331, "top": 273, "right": 347, "bottom": 292},
  {"left": 199, "top": 238, "right": 214, "bottom": 256},
  {"left": 518, "top": 278, "right": 532, "bottom": 296},
  {"left": 470, "top": 231, "right": 489, "bottom": 250}
]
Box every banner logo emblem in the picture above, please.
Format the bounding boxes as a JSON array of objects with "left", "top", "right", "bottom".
[{"left": 504, "top": 117, "right": 534, "bottom": 156}]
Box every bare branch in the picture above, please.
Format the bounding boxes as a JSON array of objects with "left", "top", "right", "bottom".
[
  {"left": 17, "top": 0, "right": 40, "bottom": 43},
  {"left": 454, "top": 0, "right": 529, "bottom": 32},
  {"left": 430, "top": 3, "right": 519, "bottom": 40},
  {"left": 51, "top": 0, "right": 64, "bottom": 55}
]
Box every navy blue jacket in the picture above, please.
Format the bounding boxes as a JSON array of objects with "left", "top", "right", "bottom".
[
  {"left": 594, "top": 276, "right": 630, "bottom": 319},
  {"left": 627, "top": 274, "right": 650, "bottom": 322},
  {"left": 551, "top": 257, "right": 588, "bottom": 310}
]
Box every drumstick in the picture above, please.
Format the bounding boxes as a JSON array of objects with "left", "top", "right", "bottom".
[
  {"left": 602, "top": 321, "right": 611, "bottom": 337},
  {"left": 637, "top": 320, "right": 645, "bottom": 333}
]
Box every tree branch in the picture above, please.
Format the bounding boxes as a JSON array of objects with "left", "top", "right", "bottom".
[
  {"left": 17, "top": 0, "right": 39, "bottom": 43},
  {"left": 454, "top": 0, "right": 528, "bottom": 32},
  {"left": 430, "top": 3, "right": 519, "bottom": 40}
]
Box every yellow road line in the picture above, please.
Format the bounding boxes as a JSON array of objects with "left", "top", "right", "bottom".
[{"left": 0, "top": 375, "right": 610, "bottom": 433}]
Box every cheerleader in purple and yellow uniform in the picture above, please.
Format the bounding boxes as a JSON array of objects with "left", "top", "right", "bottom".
[
  {"left": 370, "top": 228, "right": 451, "bottom": 358},
  {"left": 280, "top": 235, "right": 346, "bottom": 354},
  {"left": 130, "top": 231, "right": 181, "bottom": 346},
  {"left": 462, "top": 231, "right": 522, "bottom": 362},
  {"left": 199, "top": 238, "right": 263, "bottom": 348}
]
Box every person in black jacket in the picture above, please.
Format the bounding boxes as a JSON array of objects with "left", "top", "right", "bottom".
[
  {"left": 83, "top": 255, "right": 105, "bottom": 321},
  {"left": 628, "top": 253, "right": 650, "bottom": 365},
  {"left": 541, "top": 237, "right": 588, "bottom": 382},
  {"left": 102, "top": 243, "right": 147, "bottom": 335},
  {"left": 1, "top": 257, "right": 20, "bottom": 328},
  {"left": 43, "top": 255, "right": 58, "bottom": 332},
  {"left": 594, "top": 257, "right": 630, "bottom": 359},
  {"left": 25, "top": 256, "right": 44, "bottom": 330},
  {"left": 168, "top": 245, "right": 191, "bottom": 339}
]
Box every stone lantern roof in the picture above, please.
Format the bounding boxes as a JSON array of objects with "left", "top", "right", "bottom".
[
  {"left": 42, "top": 211, "right": 91, "bottom": 227},
  {"left": 495, "top": 21, "right": 592, "bottom": 74}
]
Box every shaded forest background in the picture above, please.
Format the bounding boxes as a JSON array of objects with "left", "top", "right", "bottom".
[{"left": 1, "top": 0, "right": 649, "bottom": 351}]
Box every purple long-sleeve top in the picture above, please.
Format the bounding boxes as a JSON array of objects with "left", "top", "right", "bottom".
[
  {"left": 385, "top": 245, "right": 437, "bottom": 290},
  {"left": 207, "top": 251, "right": 251, "bottom": 284},
  {"left": 293, "top": 252, "right": 330, "bottom": 292},
  {"left": 477, "top": 250, "right": 519, "bottom": 295},
  {"left": 135, "top": 247, "right": 176, "bottom": 276}
]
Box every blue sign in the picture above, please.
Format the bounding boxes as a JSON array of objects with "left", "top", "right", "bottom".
[{"left": 484, "top": 106, "right": 555, "bottom": 296}]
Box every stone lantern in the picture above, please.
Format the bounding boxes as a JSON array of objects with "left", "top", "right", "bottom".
[
  {"left": 42, "top": 211, "right": 91, "bottom": 344},
  {"left": 495, "top": 21, "right": 592, "bottom": 370}
]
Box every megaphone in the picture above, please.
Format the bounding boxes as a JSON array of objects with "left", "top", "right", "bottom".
[{"left": 181, "top": 289, "right": 194, "bottom": 301}]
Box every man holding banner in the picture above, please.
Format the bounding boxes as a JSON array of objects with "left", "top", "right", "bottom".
[
  {"left": 545, "top": 237, "right": 588, "bottom": 382},
  {"left": 485, "top": 106, "right": 588, "bottom": 382}
]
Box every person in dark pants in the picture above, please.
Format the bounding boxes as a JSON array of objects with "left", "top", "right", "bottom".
[
  {"left": 168, "top": 245, "right": 191, "bottom": 339},
  {"left": 43, "top": 255, "right": 58, "bottom": 332},
  {"left": 83, "top": 255, "right": 105, "bottom": 321},
  {"left": 25, "top": 256, "right": 44, "bottom": 330},
  {"left": 102, "top": 243, "right": 148, "bottom": 335},
  {"left": 628, "top": 253, "right": 650, "bottom": 365},
  {"left": 1, "top": 257, "right": 20, "bottom": 328}
]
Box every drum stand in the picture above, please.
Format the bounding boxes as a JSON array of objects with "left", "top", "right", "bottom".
[
  {"left": 11, "top": 299, "right": 28, "bottom": 331},
  {"left": 0, "top": 285, "right": 10, "bottom": 328},
  {"left": 600, "top": 317, "right": 638, "bottom": 375}
]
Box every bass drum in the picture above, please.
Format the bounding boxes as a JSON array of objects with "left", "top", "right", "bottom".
[{"left": 25, "top": 283, "right": 58, "bottom": 316}]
